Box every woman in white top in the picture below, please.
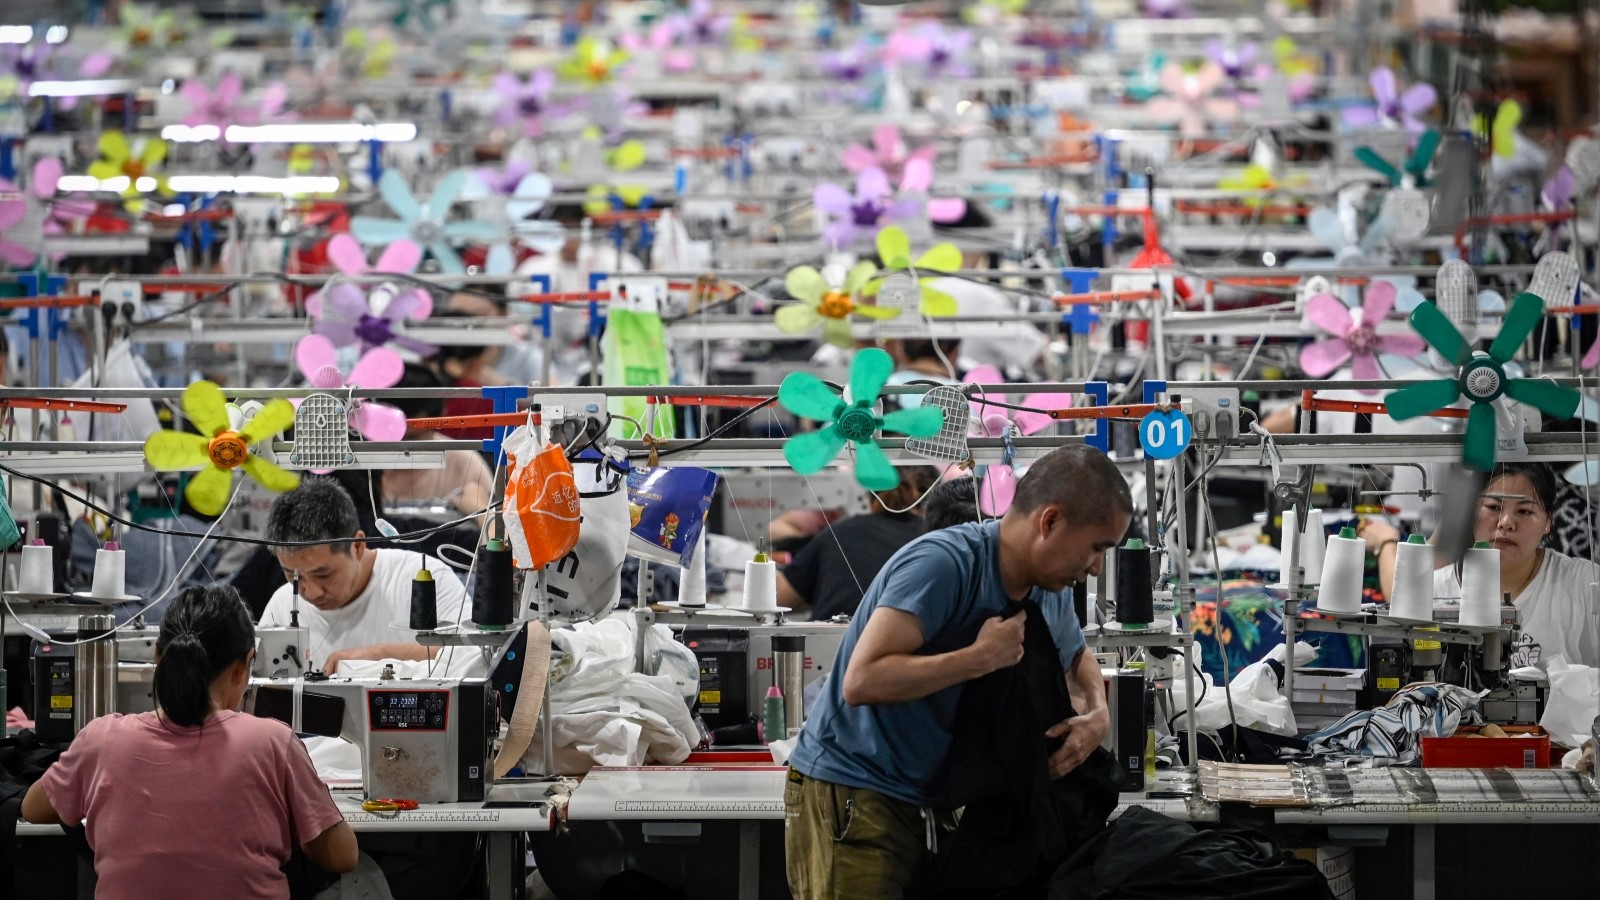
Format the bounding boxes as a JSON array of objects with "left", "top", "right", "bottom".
[{"left": 1361, "top": 462, "right": 1600, "bottom": 670}]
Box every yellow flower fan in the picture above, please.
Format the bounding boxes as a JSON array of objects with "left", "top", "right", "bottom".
[{"left": 143, "top": 382, "right": 301, "bottom": 515}]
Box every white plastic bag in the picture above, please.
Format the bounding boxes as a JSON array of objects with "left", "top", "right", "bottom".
[
  {"left": 536, "top": 457, "right": 629, "bottom": 623},
  {"left": 1539, "top": 660, "right": 1598, "bottom": 746},
  {"left": 1171, "top": 641, "right": 1317, "bottom": 737}
]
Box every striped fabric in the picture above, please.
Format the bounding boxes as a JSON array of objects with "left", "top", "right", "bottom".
[{"left": 1304, "top": 683, "right": 1487, "bottom": 767}]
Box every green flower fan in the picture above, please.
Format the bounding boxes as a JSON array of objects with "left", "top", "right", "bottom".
[
  {"left": 863, "top": 226, "right": 962, "bottom": 315},
  {"left": 1387, "top": 293, "right": 1580, "bottom": 471},
  {"left": 779, "top": 348, "right": 945, "bottom": 490},
  {"left": 1355, "top": 129, "right": 1440, "bottom": 188}
]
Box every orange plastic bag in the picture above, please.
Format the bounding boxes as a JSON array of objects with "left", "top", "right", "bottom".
[{"left": 502, "top": 425, "right": 582, "bottom": 570}]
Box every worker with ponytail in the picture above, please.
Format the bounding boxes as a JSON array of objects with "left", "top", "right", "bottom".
[{"left": 23, "top": 584, "right": 358, "bottom": 898}]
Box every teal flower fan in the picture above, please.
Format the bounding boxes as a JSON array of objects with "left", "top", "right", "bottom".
[
  {"left": 1355, "top": 129, "right": 1441, "bottom": 188},
  {"left": 1387, "top": 292, "right": 1580, "bottom": 471},
  {"left": 779, "top": 348, "right": 945, "bottom": 490}
]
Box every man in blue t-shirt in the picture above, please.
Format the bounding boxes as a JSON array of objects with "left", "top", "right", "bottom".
[{"left": 784, "top": 445, "right": 1133, "bottom": 900}]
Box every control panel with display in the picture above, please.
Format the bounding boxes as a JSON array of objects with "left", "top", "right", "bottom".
[{"left": 369, "top": 690, "right": 450, "bottom": 731}]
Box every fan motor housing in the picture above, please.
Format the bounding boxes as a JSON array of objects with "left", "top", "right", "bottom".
[
  {"left": 208, "top": 431, "right": 250, "bottom": 469},
  {"left": 1459, "top": 354, "right": 1506, "bottom": 403},
  {"left": 836, "top": 407, "right": 879, "bottom": 443}
]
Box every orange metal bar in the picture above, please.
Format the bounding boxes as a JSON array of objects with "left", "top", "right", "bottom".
[
  {"left": 1453, "top": 210, "right": 1577, "bottom": 252},
  {"left": 591, "top": 209, "right": 665, "bottom": 224},
  {"left": 1175, "top": 201, "right": 1313, "bottom": 217},
  {"left": 1, "top": 398, "right": 128, "bottom": 414},
  {"left": 1049, "top": 403, "right": 1159, "bottom": 420},
  {"left": 1053, "top": 289, "right": 1163, "bottom": 306},
  {"left": 0, "top": 295, "right": 102, "bottom": 310},
  {"left": 647, "top": 394, "right": 770, "bottom": 409},
  {"left": 1301, "top": 391, "right": 1469, "bottom": 419},
  {"left": 407, "top": 412, "right": 542, "bottom": 430}
]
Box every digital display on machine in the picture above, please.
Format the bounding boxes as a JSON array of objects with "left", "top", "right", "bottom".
[{"left": 369, "top": 690, "right": 449, "bottom": 731}]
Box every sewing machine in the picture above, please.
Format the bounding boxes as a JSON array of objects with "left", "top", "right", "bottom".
[
  {"left": 1428, "top": 604, "right": 1544, "bottom": 724},
  {"left": 247, "top": 674, "right": 499, "bottom": 803}
]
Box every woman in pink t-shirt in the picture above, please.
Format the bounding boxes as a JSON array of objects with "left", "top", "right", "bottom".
[{"left": 22, "top": 585, "right": 358, "bottom": 899}]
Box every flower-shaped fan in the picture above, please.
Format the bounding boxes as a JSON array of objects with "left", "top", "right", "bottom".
[
  {"left": 180, "top": 72, "right": 289, "bottom": 140},
  {"left": 966, "top": 365, "right": 1074, "bottom": 515},
  {"left": 1387, "top": 294, "right": 1580, "bottom": 471},
  {"left": 144, "top": 382, "right": 300, "bottom": 515},
  {"left": 491, "top": 70, "right": 557, "bottom": 139},
  {"left": 779, "top": 348, "right": 945, "bottom": 491},
  {"left": 310, "top": 280, "right": 435, "bottom": 356},
  {"left": 87, "top": 131, "right": 169, "bottom": 208},
  {"left": 1301, "top": 281, "right": 1426, "bottom": 390},
  {"left": 0, "top": 178, "right": 39, "bottom": 268},
  {"left": 778, "top": 261, "right": 898, "bottom": 346},
  {"left": 293, "top": 335, "right": 407, "bottom": 441},
  {"left": 1342, "top": 67, "right": 1437, "bottom": 133},
  {"left": 864, "top": 226, "right": 962, "bottom": 315},
  {"left": 351, "top": 169, "right": 503, "bottom": 274},
  {"left": 1146, "top": 62, "right": 1238, "bottom": 139},
  {"left": 814, "top": 168, "right": 922, "bottom": 247},
  {"left": 558, "top": 38, "right": 628, "bottom": 85}
]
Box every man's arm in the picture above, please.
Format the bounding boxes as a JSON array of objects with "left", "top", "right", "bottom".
[
  {"left": 322, "top": 643, "right": 438, "bottom": 674},
  {"left": 1044, "top": 649, "right": 1111, "bottom": 780},
  {"left": 841, "top": 607, "right": 1025, "bottom": 706}
]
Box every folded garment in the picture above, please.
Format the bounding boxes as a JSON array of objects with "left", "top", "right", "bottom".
[{"left": 1304, "top": 682, "right": 1486, "bottom": 767}]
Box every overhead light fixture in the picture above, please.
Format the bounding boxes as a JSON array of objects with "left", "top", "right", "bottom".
[
  {"left": 0, "top": 26, "right": 33, "bottom": 43},
  {"left": 45, "top": 26, "right": 69, "bottom": 44},
  {"left": 59, "top": 174, "right": 343, "bottom": 195},
  {"left": 161, "top": 122, "right": 419, "bottom": 144},
  {"left": 28, "top": 79, "right": 138, "bottom": 98}
]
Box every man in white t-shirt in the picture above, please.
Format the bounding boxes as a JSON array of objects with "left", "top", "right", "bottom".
[{"left": 257, "top": 479, "right": 472, "bottom": 674}]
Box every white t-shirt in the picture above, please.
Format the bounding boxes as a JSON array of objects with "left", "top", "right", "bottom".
[
  {"left": 259, "top": 548, "right": 482, "bottom": 676},
  {"left": 1433, "top": 549, "right": 1600, "bottom": 670}
]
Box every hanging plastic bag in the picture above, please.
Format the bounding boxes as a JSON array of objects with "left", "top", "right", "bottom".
[
  {"left": 537, "top": 456, "right": 631, "bottom": 623},
  {"left": 600, "top": 305, "right": 675, "bottom": 440},
  {"left": 625, "top": 465, "right": 720, "bottom": 567},
  {"left": 1539, "top": 661, "right": 1598, "bottom": 746},
  {"left": 502, "top": 423, "right": 582, "bottom": 570}
]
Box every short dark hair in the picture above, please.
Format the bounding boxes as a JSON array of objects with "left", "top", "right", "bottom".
[
  {"left": 924, "top": 476, "right": 982, "bottom": 531},
  {"left": 266, "top": 477, "right": 361, "bottom": 552},
  {"left": 154, "top": 584, "right": 255, "bottom": 728},
  {"left": 1008, "top": 445, "right": 1132, "bottom": 524}
]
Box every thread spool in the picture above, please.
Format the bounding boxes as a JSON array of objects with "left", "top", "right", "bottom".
[
  {"left": 1072, "top": 580, "right": 1091, "bottom": 629},
  {"left": 679, "top": 529, "right": 708, "bottom": 608},
  {"left": 409, "top": 568, "right": 438, "bottom": 631},
  {"left": 1316, "top": 527, "right": 1365, "bottom": 615},
  {"left": 472, "top": 538, "right": 516, "bottom": 630},
  {"left": 18, "top": 540, "right": 53, "bottom": 594},
  {"left": 1459, "top": 541, "right": 1501, "bottom": 628},
  {"left": 87, "top": 541, "right": 128, "bottom": 599},
  {"left": 1389, "top": 535, "right": 1435, "bottom": 622},
  {"left": 1113, "top": 538, "right": 1154, "bottom": 628},
  {"left": 743, "top": 549, "right": 778, "bottom": 611},
  {"left": 1301, "top": 509, "right": 1326, "bottom": 586}
]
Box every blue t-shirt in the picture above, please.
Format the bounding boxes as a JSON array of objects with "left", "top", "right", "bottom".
[{"left": 788, "top": 521, "right": 1087, "bottom": 805}]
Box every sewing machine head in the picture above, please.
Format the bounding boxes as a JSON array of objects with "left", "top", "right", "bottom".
[{"left": 246, "top": 674, "right": 498, "bottom": 803}]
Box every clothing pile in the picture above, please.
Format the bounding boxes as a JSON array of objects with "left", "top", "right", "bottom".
[{"left": 1304, "top": 682, "right": 1486, "bottom": 767}]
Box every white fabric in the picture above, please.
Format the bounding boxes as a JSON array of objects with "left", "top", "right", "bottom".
[
  {"left": 926, "top": 277, "right": 1048, "bottom": 374},
  {"left": 522, "top": 615, "right": 699, "bottom": 775},
  {"left": 1432, "top": 549, "right": 1600, "bottom": 670},
  {"left": 1170, "top": 640, "right": 1318, "bottom": 737},
  {"left": 259, "top": 548, "right": 484, "bottom": 677},
  {"left": 1539, "top": 660, "right": 1599, "bottom": 747}
]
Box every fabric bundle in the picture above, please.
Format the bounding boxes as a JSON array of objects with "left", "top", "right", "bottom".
[{"left": 1304, "top": 682, "right": 1486, "bottom": 767}]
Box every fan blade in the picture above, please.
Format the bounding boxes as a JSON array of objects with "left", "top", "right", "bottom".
[
  {"left": 184, "top": 465, "right": 235, "bottom": 517},
  {"left": 242, "top": 454, "right": 303, "bottom": 495},
  {"left": 775, "top": 304, "right": 822, "bottom": 335},
  {"left": 1406, "top": 129, "right": 1442, "bottom": 178},
  {"left": 294, "top": 334, "right": 339, "bottom": 384},
  {"left": 377, "top": 169, "right": 421, "bottom": 221},
  {"left": 853, "top": 440, "right": 901, "bottom": 491},
  {"left": 381, "top": 287, "right": 433, "bottom": 323},
  {"left": 352, "top": 402, "right": 408, "bottom": 442},
  {"left": 783, "top": 425, "right": 849, "bottom": 475},
  {"left": 238, "top": 399, "right": 297, "bottom": 445},
  {"left": 1503, "top": 378, "right": 1581, "bottom": 420},
  {"left": 1385, "top": 378, "right": 1462, "bottom": 420},
  {"left": 182, "top": 381, "right": 231, "bottom": 437},
  {"left": 778, "top": 372, "right": 844, "bottom": 421},
  {"left": 346, "top": 347, "right": 404, "bottom": 389},
  {"left": 1462, "top": 402, "right": 1498, "bottom": 472},
  {"left": 848, "top": 347, "right": 895, "bottom": 405},
  {"left": 1354, "top": 146, "right": 1401, "bottom": 185},
  {"left": 350, "top": 216, "right": 411, "bottom": 246},
  {"left": 143, "top": 430, "right": 210, "bottom": 470},
  {"left": 1409, "top": 301, "right": 1473, "bottom": 366},
  {"left": 1488, "top": 292, "right": 1545, "bottom": 364},
  {"left": 428, "top": 170, "right": 469, "bottom": 222},
  {"left": 784, "top": 266, "right": 827, "bottom": 305},
  {"left": 880, "top": 405, "right": 945, "bottom": 438},
  {"left": 979, "top": 464, "right": 1017, "bottom": 517}
]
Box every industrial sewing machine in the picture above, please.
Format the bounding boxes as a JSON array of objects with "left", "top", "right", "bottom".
[{"left": 246, "top": 673, "right": 499, "bottom": 803}]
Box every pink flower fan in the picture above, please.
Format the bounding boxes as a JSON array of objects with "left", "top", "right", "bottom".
[
  {"left": 844, "top": 124, "right": 938, "bottom": 182},
  {"left": 620, "top": 22, "right": 693, "bottom": 73},
  {"left": 306, "top": 239, "right": 435, "bottom": 358},
  {"left": 1300, "top": 281, "right": 1424, "bottom": 391},
  {"left": 306, "top": 233, "right": 422, "bottom": 320},
  {"left": 0, "top": 179, "right": 38, "bottom": 268},
  {"left": 814, "top": 168, "right": 921, "bottom": 247},
  {"left": 33, "top": 157, "right": 94, "bottom": 238},
  {"left": 967, "top": 365, "right": 1074, "bottom": 516},
  {"left": 491, "top": 70, "right": 557, "bottom": 139},
  {"left": 1146, "top": 62, "right": 1238, "bottom": 139},
  {"left": 180, "top": 73, "right": 289, "bottom": 140},
  {"left": 294, "top": 335, "right": 408, "bottom": 442}
]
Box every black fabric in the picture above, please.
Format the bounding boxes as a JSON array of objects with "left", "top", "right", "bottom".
[
  {"left": 1048, "top": 805, "right": 1335, "bottom": 900},
  {"left": 1, "top": 729, "right": 89, "bottom": 896},
  {"left": 910, "top": 597, "right": 1122, "bottom": 899},
  {"left": 783, "top": 513, "right": 925, "bottom": 620},
  {"left": 1176, "top": 725, "right": 1310, "bottom": 766}
]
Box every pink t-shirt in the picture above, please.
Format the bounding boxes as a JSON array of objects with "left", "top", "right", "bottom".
[{"left": 40, "top": 710, "right": 346, "bottom": 900}]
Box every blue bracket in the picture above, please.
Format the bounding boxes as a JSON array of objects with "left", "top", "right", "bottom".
[
  {"left": 1043, "top": 190, "right": 1061, "bottom": 251},
  {"left": 367, "top": 139, "right": 383, "bottom": 186},
  {"left": 1098, "top": 135, "right": 1121, "bottom": 253},
  {"left": 587, "top": 272, "right": 610, "bottom": 338},
  {"left": 526, "top": 274, "right": 553, "bottom": 340},
  {"left": 438, "top": 89, "right": 453, "bottom": 123},
  {"left": 480, "top": 385, "right": 529, "bottom": 456},
  {"left": 18, "top": 274, "right": 70, "bottom": 344},
  {"left": 1142, "top": 380, "right": 1168, "bottom": 405},
  {"left": 1059, "top": 268, "right": 1100, "bottom": 335},
  {"left": 0, "top": 139, "right": 15, "bottom": 181},
  {"left": 1085, "top": 382, "right": 1109, "bottom": 453}
]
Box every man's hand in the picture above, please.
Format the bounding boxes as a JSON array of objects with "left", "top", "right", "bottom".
[
  {"left": 967, "top": 612, "right": 1027, "bottom": 676},
  {"left": 320, "top": 649, "right": 354, "bottom": 675},
  {"left": 1045, "top": 708, "right": 1109, "bottom": 780}
]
